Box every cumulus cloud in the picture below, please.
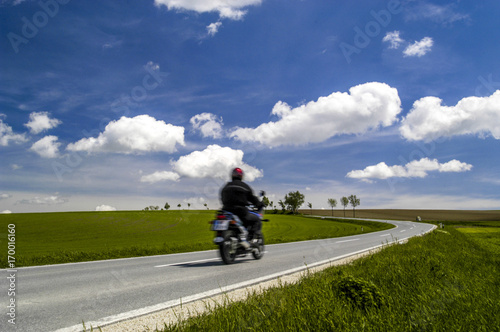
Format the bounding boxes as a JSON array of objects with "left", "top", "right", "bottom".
[
  {"left": 190, "top": 112, "right": 224, "bottom": 138},
  {"left": 141, "top": 171, "right": 180, "bottom": 183},
  {"left": 347, "top": 158, "right": 473, "bottom": 180},
  {"left": 383, "top": 31, "right": 404, "bottom": 49},
  {"left": 30, "top": 135, "right": 61, "bottom": 158},
  {"left": 230, "top": 82, "right": 402, "bottom": 147},
  {"left": 207, "top": 21, "right": 223, "bottom": 36},
  {"left": 67, "top": 115, "right": 185, "bottom": 154},
  {"left": 2, "top": 210, "right": 12, "bottom": 214},
  {"left": 403, "top": 37, "right": 433, "bottom": 57},
  {"left": 0, "top": 118, "right": 27, "bottom": 146},
  {"left": 141, "top": 144, "right": 262, "bottom": 183},
  {"left": 25, "top": 111, "right": 62, "bottom": 134},
  {"left": 95, "top": 205, "right": 117, "bottom": 211},
  {"left": 154, "top": 0, "right": 262, "bottom": 20},
  {"left": 173, "top": 144, "right": 263, "bottom": 181},
  {"left": 400, "top": 90, "right": 500, "bottom": 141}
]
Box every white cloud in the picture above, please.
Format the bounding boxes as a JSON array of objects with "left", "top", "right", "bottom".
[
  {"left": 0, "top": 118, "right": 27, "bottom": 146},
  {"left": 403, "top": 37, "right": 433, "bottom": 57},
  {"left": 347, "top": 158, "right": 473, "bottom": 180},
  {"left": 365, "top": 192, "right": 500, "bottom": 210},
  {"left": 190, "top": 112, "right": 224, "bottom": 138},
  {"left": 173, "top": 144, "right": 263, "bottom": 181},
  {"left": 67, "top": 115, "right": 185, "bottom": 154},
  {"left": 230, "top": 82, "right": 402, "bottom": 147},
  {"left": 4, "top": 0, "right": 28, "bottom": 6},
  {"left": 400, "top": 90, "right": 500, "bottom": 141},
  {"left": 405, "top": 3, "right": 470, "bottom": 25},
  {"left": 182, "top": 196, "right": 207, "bottom": 208},
  {"left": 95, "top": 205, "right": 117, "bottom": 211},
  {"left": 144, "top": 61, "right": 160, "bottom": 72},
  {"left": 141, "top": 144, "right": 262, "bottom": 183},
  {"left": 207, "top": 21, "right": 223, "bottom": 36},
  {"left": 0, "top": 193, "right": 12, "bottom": 199},
  {"left": 18, "top": 195, "right": 68, "bottom": 205},
  {"left": 383, "top": 31, "right": 404, "bottom": 49},
  {"left": 141, "top": 171, "right": 180, "bottom": 183},
  {"left": 154, "top": 0, "right": 262, "bottom": 20},
  {"left": 25, "top": 111, "right": 62, "bottom": 134},
  {"left": 30, "top": 135, "right": 61, "bottom": 158},
  {"left": 2, "top": 210, "right": 12, "bottom": 214}
]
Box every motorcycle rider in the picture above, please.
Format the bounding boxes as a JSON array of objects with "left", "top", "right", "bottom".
[{"left": 220, "top": 167, "right": 264, "bottom": 249}]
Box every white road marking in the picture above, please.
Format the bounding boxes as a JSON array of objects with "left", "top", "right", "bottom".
[
  {"left": 335, "top": 238, "right": 360, "bottom": 244},
  {"left": 155, "top": 258, "right": 219, "bottom": 268},
  {"left": 155, "top": 251, "right": 270, "bottom": 268},
  {"left": 379, "top": 233, "right": 391, "bottom": 237}
]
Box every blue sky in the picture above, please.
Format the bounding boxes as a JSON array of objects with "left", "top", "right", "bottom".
[{"left": 1, "top": 0, "right": 500, "bottom": 213}]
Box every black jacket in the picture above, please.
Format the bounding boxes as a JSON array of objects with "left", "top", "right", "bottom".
[{"left": 220, "top": 179, "right": 262, "bottom": 219}]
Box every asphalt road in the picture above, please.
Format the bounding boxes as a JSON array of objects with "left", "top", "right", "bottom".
[{"left": 1, "top": 218, "right": 435, "bottom": 332}]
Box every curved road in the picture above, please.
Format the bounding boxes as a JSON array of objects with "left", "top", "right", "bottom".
[{"left": 1, "top": 218, "right": 435, "bottom": 332}]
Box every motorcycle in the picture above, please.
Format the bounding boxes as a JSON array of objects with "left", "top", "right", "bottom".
[{"left": 210, "top": 193, "right": 269, "bottom": 264}]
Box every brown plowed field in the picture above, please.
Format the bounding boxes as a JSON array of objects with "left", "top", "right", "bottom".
[{"left": 299, "top": 209, "right": 500, "bottom": 222}]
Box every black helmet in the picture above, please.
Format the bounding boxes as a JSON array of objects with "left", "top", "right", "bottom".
[{"left": 231, "top": 167, "right": 244, "bottom": 180}]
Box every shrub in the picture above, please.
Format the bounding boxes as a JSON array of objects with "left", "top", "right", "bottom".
[{"left": 334, "top": 275, "right": 386, "bottom": 310}]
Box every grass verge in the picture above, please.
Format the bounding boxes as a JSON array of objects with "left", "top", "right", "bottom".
[
  {"left": 160, "top": 223, "right": 500, "bottom": 331},
  {"left": 0, "top": 211, "right": 392, "bottom": 267}
]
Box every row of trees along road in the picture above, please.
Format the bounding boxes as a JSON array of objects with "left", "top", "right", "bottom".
[
  {"left": 263, "top": 192, "right": 361, "bottom": 218},
  {"left": 147, "top": 193, "right": 360, "bottom": 216},
  {"left": 325, "top": 195, "right": 361, "bottom": 217},
  {"left": 143, "top": 203, "right": 209, "bottom": 211}
]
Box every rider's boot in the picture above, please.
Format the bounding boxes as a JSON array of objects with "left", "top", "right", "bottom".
[
  {"left": 250, "top": 230, "right": 261, "bottom": 246},
  {"left": 237, "top": 225, "right": 250, "bottom": 249}
]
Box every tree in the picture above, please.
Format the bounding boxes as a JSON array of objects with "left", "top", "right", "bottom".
[
  {"left": 327, "top": 198, "right": 337, "bottom": 216},
  {"left": 307, "top": 202, "right": 313, "bottom": 215},
  {"left": 204, "top": 203, "right": 208, "bottom": 210},
  {"left": 187, "top": 203, "right": 191, "bottom": 210},
  {"left": 284, "top": 191, "right": 305, "bottom": 214},
  {"left": 164, "top": 202, "right": 170, "bottom": 210},
  {"left": 262, "top": 196, "right": 270, "bottom": 209},
  {"left": 341, "top": 196, "right": 349, "bottom": 217},
  {"left": 270, "top": 201, "right": 277, "bottom": 214},
  {"left": 177, "top": 203, "right": 181, "bottom": 210},
  {"left": 278, "top": 200, "right": 286, "bottom": 214},
  {"left": 348, "top": 195, "right": 360, "bottom": 218}
]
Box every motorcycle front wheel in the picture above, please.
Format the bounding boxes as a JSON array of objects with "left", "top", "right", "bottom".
[{"left": 219, "top": 232, "right": 237, "bottom": 264}]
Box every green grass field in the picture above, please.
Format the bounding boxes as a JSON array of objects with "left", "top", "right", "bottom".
[
  {"left": 456, "top": 227, "right": 500, "bottom": 254},
  {"left": 0, "top": 210, "right": 393, "bottom": 267},
  {"left": 161, "top": 221, "right": 500, "bottom": 332}
]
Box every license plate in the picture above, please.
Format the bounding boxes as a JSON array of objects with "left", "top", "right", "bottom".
[{"left": 211, "top": 219, "right": 229, "bottom": 231}]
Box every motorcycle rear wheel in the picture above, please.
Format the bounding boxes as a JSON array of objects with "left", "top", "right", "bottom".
[
  {"left": 252, "top": 234, "right": 265, "bottom": 260},
  {"left": 219, "top": 232, "right": 237, "bottom": 264}
]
